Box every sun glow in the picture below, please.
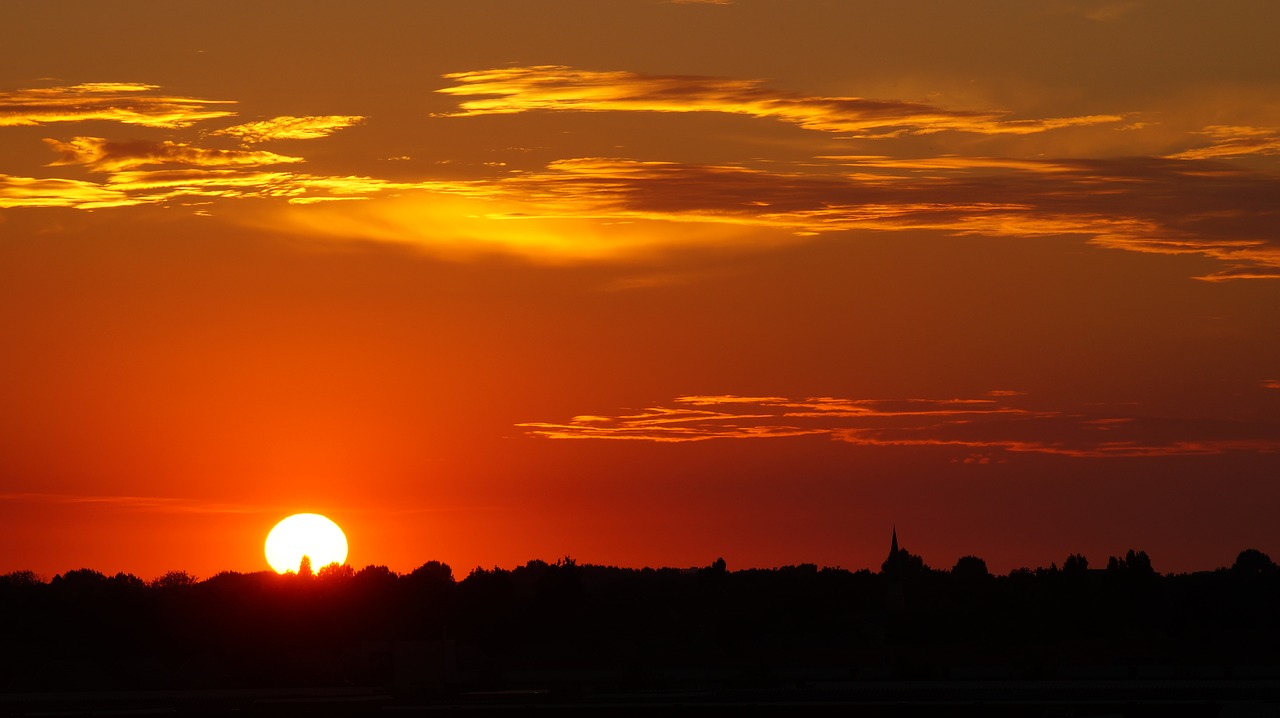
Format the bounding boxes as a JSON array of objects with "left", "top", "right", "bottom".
[{"left": 264, "top": 513, "right": 348, "bottom": 574}]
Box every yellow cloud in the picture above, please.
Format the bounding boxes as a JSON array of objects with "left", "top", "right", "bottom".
[
  {"left": 406, "top": 156, "right": 1280, "bottom": 278},
  {"left": 266, "top": 191, "right": 756, "bottom": 262},
  {"left": 101, "top": 168, "right": 435, "bottom": 205},
  {"left": 104, "top": 168, "right": 305, "bottom": 198},
  {"left": 44, "top": 136, "right": 303, "bottom": 172},
  {"left": 0, "top": 83, "right": 234, "bottom": 128},
  {"left": 437, "top": 66, "right": 1121, "bottom": 137},
  {"left": 0, "top": 173, "right": 133, "bottom": 208},
  {"left": 1, "top": 164, "right": 446, "bottom": 210},
  {"left": 15, "top": 138, "right": 1279, "bottom": 279},
  {"left": 210, "top": 115, "right": 366, "bottom": 142}
]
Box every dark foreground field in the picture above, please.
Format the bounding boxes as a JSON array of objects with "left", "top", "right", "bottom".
[
  {"left": 3, "top": 681, "right": 1280, "bottom": 717},
  {"left": 3, "top": 551, "right": 1279, "bottom": 716}
]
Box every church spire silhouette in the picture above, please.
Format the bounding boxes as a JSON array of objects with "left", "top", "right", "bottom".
[{"left": 882, "top": 525, "right": 925, "bottom": 577}]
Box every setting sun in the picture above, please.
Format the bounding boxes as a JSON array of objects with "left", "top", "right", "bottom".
[{"left": 264, "top": 513, "right": 348, "bottom": 574}]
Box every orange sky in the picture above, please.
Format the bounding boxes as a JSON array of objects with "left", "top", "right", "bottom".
[{"left": 3, "top": 0, "right": 1279, "bottom": 579}]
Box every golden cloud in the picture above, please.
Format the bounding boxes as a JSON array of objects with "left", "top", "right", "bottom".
[
  {"left": 43, "top": 136, "right": 303, "bottom": 172},
  {"left": 437, "top": 66, "right": 1121, "bottom": 137},
  {"left": 519, "top": 402, "right": 823, "bottom": 442},
  {"left": 520, "top": 394, "right": 1280, "bottom": 458},
  {"left": 1167, "top": 125, "right": 1280, "bottom": 160},
  {"left": 0, "top": 83, "right": 234, "bottom": 128},
  {"left": 817, "top": 155, "right": 1078, "bottom": 174},
  {"left": 0, "top": 165, "right": 444, "bottom": 210},
  {"left": 103, "top": 168, "right": 437, "bottom": 205},
  {"left": 7, "top": 75, "right": 1274, "bottom": 281},
  {"left": 105, "top": 168, "right": 306, "bottom": 197},
  {"left": 416, "top": 155, "right": 1280, "bottom": 278},
  {"left": 210, "top": 115, "right": 366, "bottom": 142},
  {"left": 0, "top": 173, "right": 132, "bottom": 208},
  {"left": 17, "top": 140, "right": 1279, "bottom": 279}
]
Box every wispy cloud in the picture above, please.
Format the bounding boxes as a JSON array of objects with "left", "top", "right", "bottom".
[
  {"left": 520, "top": 394, "right": 1280, "bottom": 458},
  {"left": 1167, "top": 125, "right": 1280, "bottom": 160},
  {"left": 0, "top": 493, "right": 261, "bottom": 514},
  {"left": 815, "top": 155, "right": 1078, "bottom": 173},
  {"left": 1081, "top": 1, "right": 1141, "bottom": 22},
  {"left": 5, "top": 119, "right": 448, "bottom": 209},
  {"left": 437, "top": 66, "right": 1121, "bottom": 137},
  {"left": 8, "top": 79, "right": 1275, "bottom": 280},
  {"left": 18, "top": 144, "right": 1279, "bottom": 278},
  {"left": 210, "top": 115, "right": 365, "bottom": 142},
  {"left": 44, "top": 136, "right": 303, "bottom": 172},
  {"left": 103, "top": 168, "right": 436, "bottom": 205},
  {"left": 417, "top": 155, "right": 1280, "bottom": 278},
  {"left": 0, "top": 173, "right": 131, "bottom": 208},
  {"left": 0, "top": 83, "right": 234, "bottom": 128},
  {"left": 1, "top": 167, "right": 448, "bottom": 209},
  {"left": 521, "top": 406, "right": 823, "bottom": 442},
  {"left": 5, "top": 128, "right": 463, "bottom": 210}
]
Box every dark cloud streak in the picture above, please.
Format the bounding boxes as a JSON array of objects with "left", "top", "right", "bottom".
[
  {"left": 446, "top": 155, "right": 1280, "bottom": 278},
  {"left": 437, "top": 66, "right": 1121, "bottom": 137},
  {"left": 520, "top": 394, "right": 1280, "bottom": 458}
]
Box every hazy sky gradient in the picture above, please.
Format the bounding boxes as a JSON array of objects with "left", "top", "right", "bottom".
[{"left": 3, "top": 0, "right": 1278, "bottom": 579}]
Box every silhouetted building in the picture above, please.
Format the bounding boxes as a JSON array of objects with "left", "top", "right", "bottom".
[
  {"left": 883, "top": 526, "right": 906, "bottom": 611},
  {"left": 881, "top": 526, "right": 926, "bottom": 577}
]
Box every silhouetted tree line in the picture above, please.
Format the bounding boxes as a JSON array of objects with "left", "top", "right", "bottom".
[{"left": 2, "top": 549, "right": 1278, "bottom": 693}]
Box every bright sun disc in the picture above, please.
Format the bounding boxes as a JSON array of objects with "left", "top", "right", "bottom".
[{"left": 265, "top": 513, "right": 348, "bottom": 574}]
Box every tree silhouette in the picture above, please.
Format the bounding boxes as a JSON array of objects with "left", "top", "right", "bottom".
[
  {"left": 951, "top": 555, "right": 990, "bottom": 579},
  {"left": 151, "top": 570, "right": 197, "bottom": 588},
  {"left": 1125, "top": 549, "right": 1153, "bottom": 575},
  {"left": 298, "top": 555, "right": 313, "bottom": 578},
  {"left": 1231, "top": 548, "right": 1276, "bottom": 575},
  {"left": 1063, "top": 553, "right": 1089, "bottom": 575},
  {"left": 355, "top": 564, "right": 398, "bottom": 586},
  {"left": 1105, "top": 549, "right": 1155, "bottom": 578},
  {"left": 6, "top": 552, "right": 1280, "bottom": 695},
  {"left": 111, "top": 572, "right": 147, "bottom": 589},
  {"left": 318, "top": 562, "right": 354, "bottom": 580},
  {"left": 0, "top": 569, "right": 42, "bottom": 587},
  {"left": 408, "top": 560, "right": 454, "bottom": 584},
  {"left": 882, "top": 547, "right": 928, "bottom": 577}
]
